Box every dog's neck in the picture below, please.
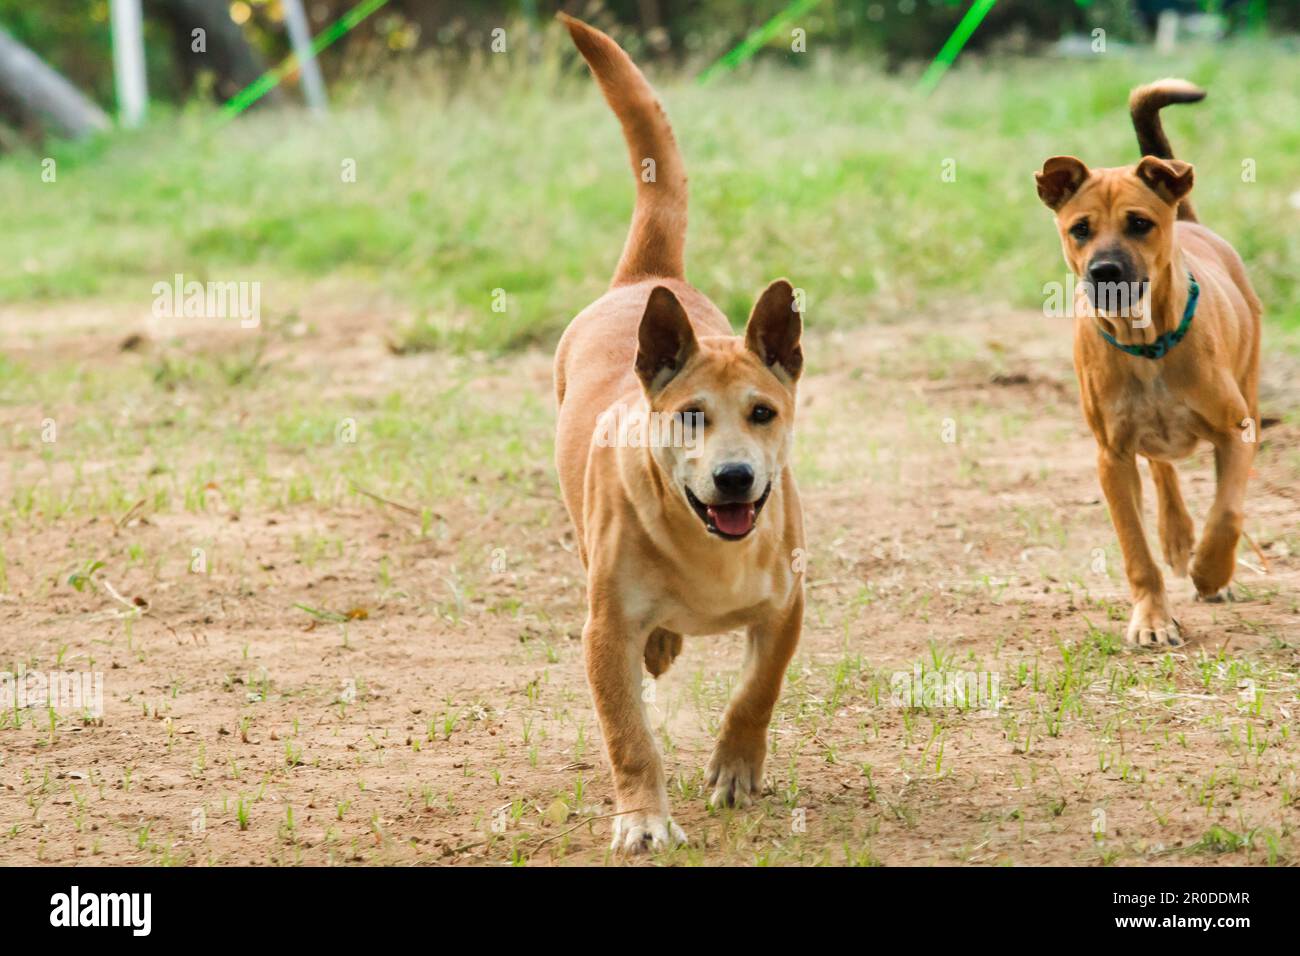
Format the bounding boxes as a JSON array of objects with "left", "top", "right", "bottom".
[{"left": 1083, "top": 248, "right": 1189, "bottom": 347}]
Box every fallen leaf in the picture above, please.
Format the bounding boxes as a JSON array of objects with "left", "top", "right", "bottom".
[{"left": 543, "top": 798, "right": 569, "bottom": 826}]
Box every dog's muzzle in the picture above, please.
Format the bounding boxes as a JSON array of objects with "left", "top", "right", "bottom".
[{"left": 1082, "top": 249, "right": 1144, "bottom": 314}]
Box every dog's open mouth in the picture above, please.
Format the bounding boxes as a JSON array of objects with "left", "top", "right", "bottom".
[{"left": 685, "top": 484, "right": 771, "bottom": 540}]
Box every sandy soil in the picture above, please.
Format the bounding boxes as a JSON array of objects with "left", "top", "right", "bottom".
[{"left": 1, "top": 296, "right": 1297, "bottom": 865}]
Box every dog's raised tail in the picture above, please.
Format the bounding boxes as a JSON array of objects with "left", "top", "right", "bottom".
[
  {"left": 1129, "top": 78, "right": 1205, "bottom": 222},
  {"left": 560, "top": 13, "right": 687, "bottom": 286}
]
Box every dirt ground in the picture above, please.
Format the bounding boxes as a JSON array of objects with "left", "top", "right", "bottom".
[{"left": 1, "top": 294, "right": 1297, "bottom": 866}]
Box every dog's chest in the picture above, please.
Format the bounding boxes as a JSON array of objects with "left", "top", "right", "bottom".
[
  {"left": 1108, "top": 376, "right": 1201, "bottom": 460},
  {"left": 653, "top": 557, "right": 789, "bottom": 635}
]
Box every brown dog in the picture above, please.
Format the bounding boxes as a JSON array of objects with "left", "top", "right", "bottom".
[
  {"left": 1036, "top": 79, "right": 1262, "bottom": 647},
  {"left": 553, "top": 15, "right": 805, "bottom": 853}
]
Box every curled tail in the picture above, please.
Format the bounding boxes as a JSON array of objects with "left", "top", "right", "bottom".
[
  {"left": 560, "top": 13, "right": 687, "bottom": 286},
  {"left": 1129, "top": 78, "right": 1205, "bottom": 222}
]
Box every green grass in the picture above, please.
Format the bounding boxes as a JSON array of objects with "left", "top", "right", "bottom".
[
  {"left": 0, "top": 325, "right": 552, "bottom": 526},
  {"left": 1, "top": 35, "right": 1298, "bottom": 352}
]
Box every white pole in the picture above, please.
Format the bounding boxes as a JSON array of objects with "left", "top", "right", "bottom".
[
  {"left": 1155, "top": 10, "right": 1179, "bottom": 55},
  {"left": 282, "top": 0, "right": 328, "bottom": 113},
  {"left": 110, "top": 0, "right": 147, "bottom": 127}
]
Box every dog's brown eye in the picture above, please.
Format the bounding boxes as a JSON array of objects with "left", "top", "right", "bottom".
[
  {"left": 676, "top": 407, "right": 705, "bottom": 427},
  {"left": 750, "top": 405, "right": 776, "bottom": 424},
  {"left": 1069, "top": 220, "right": 1090, "bottom": 241},
  {"left": 1128, "top": 215, "right": 1154, "bottom": 236}
]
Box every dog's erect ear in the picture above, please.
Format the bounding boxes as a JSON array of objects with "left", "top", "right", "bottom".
[
  {"left": 744, "top": 279, "right": 803, "bottom": 384},
  {"left": 1035, "top": 156, "right": 1090, "bottom": 210},
  {"left": 1136, "top": 156, "right": 1194, "bottom": 205},
  {"left": 636, "top": 286, "right": 698, "bottom": 393}
]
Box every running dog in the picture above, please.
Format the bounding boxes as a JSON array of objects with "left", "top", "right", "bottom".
[
  {"left": 1035, "top": 80, "right": 1262, "bottom": 647},
  {"left": 553, "top": 14, "right": 806, "bottom": 853}
]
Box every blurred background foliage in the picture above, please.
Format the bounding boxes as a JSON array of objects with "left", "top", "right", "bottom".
[
  {"left": 0, "top": 1, "right": 1292, "bottom": 116},
  {"left": 0, "top": 1, "right": 1295, "bottom": 343}
]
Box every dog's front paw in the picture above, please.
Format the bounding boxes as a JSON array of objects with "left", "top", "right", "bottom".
[
  {"left": 1195, "top": 585, "right": 1236, "bottom": 604},
  {"left": 1126, "top": 595, "right": 1183, "bottom": 649},
  {"left": 1190, "top": 534, "right": 1239, "bottom": 599},
  {"left": 610, "top": 811, "right": 685, "bottom": 855},
  {"left": 705, "top": 739, "right": 764, "bottom": 809}
]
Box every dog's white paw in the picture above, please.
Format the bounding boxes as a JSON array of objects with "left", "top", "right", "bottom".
[
  {"left": 610, "top": 811, "right": 685, "bottom": 855},
  {"left": 1125, "top": 597, "right": 1184, "bottom": 649},
  {"left": 705, "top": 745, "right": 762, "bottom": 809}
]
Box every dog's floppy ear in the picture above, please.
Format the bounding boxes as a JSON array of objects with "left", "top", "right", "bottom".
[
  {"left": 1135, "top": 156, "right": 1194, "bottom": 205},
  {"left": 1036, "top": 156, "right": 1090, "bottom": 210},
  {"left": 744, "top": 279, "right": 803, "bottom": 384},
  {"left": 636, "top": 286, "right": 698, "bottom": 393}
]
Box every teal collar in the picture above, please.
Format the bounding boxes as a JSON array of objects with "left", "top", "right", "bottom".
[{"left": 1098, "top": 273, "right": 1198, "bottom": 360}]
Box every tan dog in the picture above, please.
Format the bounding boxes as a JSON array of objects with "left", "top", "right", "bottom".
[
  {"left": 1036, "top": 80, "right": 1262, "bottom": 648},
  {"left": 553, "top": 14, "right": 805, "bottom": 853}
]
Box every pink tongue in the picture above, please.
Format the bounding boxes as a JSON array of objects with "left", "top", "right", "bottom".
[{"left": 707, "top": 503, "right": 756, "bottom": 536}]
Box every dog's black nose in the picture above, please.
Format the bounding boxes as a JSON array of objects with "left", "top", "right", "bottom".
[
  {"left": 713, "top": 463, "right": 754, "bottom": 497},
  {"left": 1087, "top": 259, "right": 1125, "bottom": 283}
]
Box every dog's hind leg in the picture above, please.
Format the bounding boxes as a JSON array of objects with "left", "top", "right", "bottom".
[
  {"left": 1149, "top": 459, "right": 1194, "bottom": 577},
  {"left": 643, "top": 628, "right": 682, "bottom": 678}
]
